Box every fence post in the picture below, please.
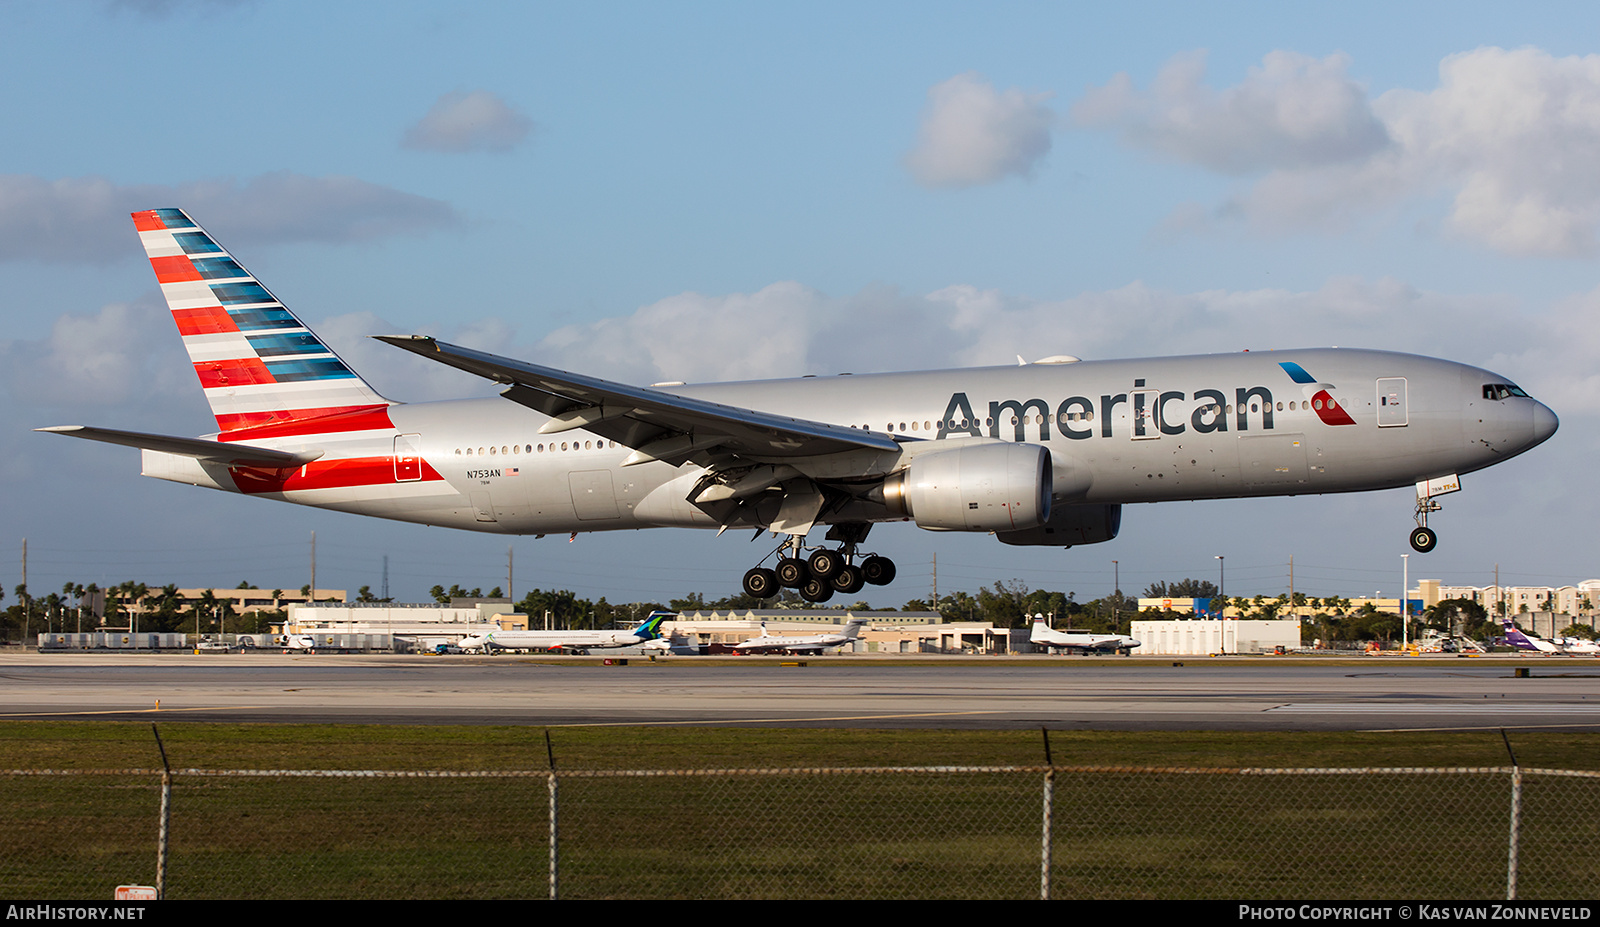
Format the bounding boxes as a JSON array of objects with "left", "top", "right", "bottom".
[
  {"left": 1040, "top": 727, "right": 1054, "bottom": 900},
  {"left": 1506, "top": 765, "right": 1521, "bottom": 900},
  {"left": 1501, "top": 730, "right": 1520, "bottom": 901},
  {"left": 546, "top": 730, "right": 559, "bottom": 901},
  {"left": 151, "top": 724, "right": 171, "bottom": 901},
  {"left": 1041, "top": 768, "right": 1054, "bottom": 900}
]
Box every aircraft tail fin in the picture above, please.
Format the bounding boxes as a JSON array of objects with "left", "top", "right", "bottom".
[
  {"left": 1029, "top": 615, "right": 1050, "bottom": 641},
  {"left": 1500, "top": 619, "right": 1554, "bottom": 652},
  {"left": 132, "top": 209, "right": 392, "bottom": 437},
  {"left": 842, "top": 618, "right": 867, "bottom": 640},
  {"left": 637, "top": 611, "right": 672, "bottom": 640}
]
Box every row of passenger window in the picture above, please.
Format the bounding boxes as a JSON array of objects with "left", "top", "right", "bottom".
[{"left": 454, "top": 441, "right": 620, "bottom": 456}]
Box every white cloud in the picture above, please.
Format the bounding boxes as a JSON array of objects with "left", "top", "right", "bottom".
[
  {"left": 1075, "top": 50, "right": 1389, "bottom": 174},
  {"left": 1077, "top": 46, "right": 1600, "bottom": 257},
  {"left": 904, "top": 73, "right": 1054, "bottom": 188},
  {"left": 0, "top": 173, "right": 459, "bottom": 263},
  {"left": 402, "top": 91, "right": 536, "bottom": 154},
  {"left": 494, "top": 276, "right": 1559, "bottom": 410},
  {"left": 0, "top": 297, "right": 196, "bottom": 413}
]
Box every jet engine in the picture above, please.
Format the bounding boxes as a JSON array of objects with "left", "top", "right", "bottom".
[
  {"left": 880, "top": 442, "right": 1052, "bottom": 531},
  {"left": 995, "top": 503, "right": 1121, "bottom": 547}
]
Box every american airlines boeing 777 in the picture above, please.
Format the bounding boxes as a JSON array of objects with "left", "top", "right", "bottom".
[{"left": 40, "top": 210, "right": 1558, "bottom": 602}]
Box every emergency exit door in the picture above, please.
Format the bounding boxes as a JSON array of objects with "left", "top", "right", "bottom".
[{"left": 1377, "top": 378, "right": 1408, "bottom": 427}]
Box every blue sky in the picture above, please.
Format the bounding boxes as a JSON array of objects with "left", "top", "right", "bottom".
[{"left": 2, "top": 1, "right": 1597, "bottom": 607}]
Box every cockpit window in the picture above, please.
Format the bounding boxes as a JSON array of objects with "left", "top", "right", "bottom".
[{"left": 1483, "top": 383, "right": 1530, "bottom": 400}]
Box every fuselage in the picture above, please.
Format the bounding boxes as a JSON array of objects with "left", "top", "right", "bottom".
[
  {"left": 141, "top": 346, "right": 1558, "bottom": 537},
  {"left": 459, "top": 628, "right": 648, "bottom": 651}
]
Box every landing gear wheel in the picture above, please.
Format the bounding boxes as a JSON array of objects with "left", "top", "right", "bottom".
[
  {"left": 799, "top": 577, "right": 834, "bottom": 602},
  {"left": 743, "top": 567, "right": 779, "bottom": 599},
  {"left": 776, "top": 558, "right": 809, "bottom": 588},
  {"left": 1409, "top": 526, "right": 1437, "bottom": 553},
  {"left": 807, "top": 549, "right": 841, "bottom": 581},
  {"left": 861, "top": 555, "right": 896, "bottom": 586},
  {"left": 832, "top": 564, "right": 865, "bottom": 595}
]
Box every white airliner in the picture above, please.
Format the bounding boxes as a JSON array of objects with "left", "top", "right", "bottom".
[
  {"left": 1029, "top": 616, "right": 1141, "bottom": 653},
  {"left": 458, "top": 612, "right": 670, "bottom": 653},
  {"left": 732, "top": 618, "right": 868, "bottom": 654},
  {"left": 41, "top": 210, "right": 1559, "bottom": 602}
]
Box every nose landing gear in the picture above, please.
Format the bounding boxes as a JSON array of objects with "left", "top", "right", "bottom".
[{"left": 1410, "top": 475, "right": 1458, "bottom": 553}]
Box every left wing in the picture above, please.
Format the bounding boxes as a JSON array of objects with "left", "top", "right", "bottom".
[
  {"left": 36, "top": 425, "right": 324, "bottom": 468},
  {"left": 375, "top": 335, "right": 899, "bottom": 467}
]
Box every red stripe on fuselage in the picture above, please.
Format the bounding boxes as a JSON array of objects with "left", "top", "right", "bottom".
[
  {"left": 195, "top": 357, "right": 275, "bottom": 389},
  {"left": 150, "top": 255, "right": 202, "bottom": 283},
  {"left": 172, "top": 306, "right": 240, "bottom": 336},
  {"left": 217, "top": 405, "right": 395, "bottom": 441},
  {"left": 228, "top": 456, "right": 443, "bottom": 494}
]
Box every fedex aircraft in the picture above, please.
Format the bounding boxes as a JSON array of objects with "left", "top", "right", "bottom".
[
  {"left": 1500, "top": 619, "right": 1599, "bottom": 655},
  {"left": 41, "top": 210, "right": 1558, "bottom": 603}
]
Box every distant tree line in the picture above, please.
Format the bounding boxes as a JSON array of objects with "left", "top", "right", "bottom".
[{"left": 0, "top": 575, "right": 1571, "bottom": 644}]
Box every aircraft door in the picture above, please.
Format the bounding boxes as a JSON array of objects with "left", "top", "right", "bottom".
[
  {"left": 1131, "top": 390, "right": 1161, "bottom": 440},
  {"left": 1377, "top": 378, "right": 1408, "bottom": 427},
  {"left": 394, "top": 433, "right": 422, "bottom": 481},
  {"left": 570, "top": 469, "right": 621, "bottom": 520},
  {"left": 469, "top": 491, "right": 497, "bottom": 522}
]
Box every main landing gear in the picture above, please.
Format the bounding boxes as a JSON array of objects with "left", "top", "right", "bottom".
[{"left": 742, "top": 526, "right": 896, "bottom": 603}]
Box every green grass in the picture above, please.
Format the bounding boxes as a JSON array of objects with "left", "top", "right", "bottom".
[
  {"left": 2, "top": 722, "right": 1598, "bottom": 899},
  {"left": 2, "top": 720, "right": 1596, "bottom": 770}
]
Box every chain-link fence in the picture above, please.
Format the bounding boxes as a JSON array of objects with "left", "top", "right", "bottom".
[{"left": 4, "top": 763, "right": 1597, "bottom": 899}]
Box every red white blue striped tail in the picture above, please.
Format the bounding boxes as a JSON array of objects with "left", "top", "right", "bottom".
[{"left": 132, "top": 208, "right": 392, "bottom": 437}]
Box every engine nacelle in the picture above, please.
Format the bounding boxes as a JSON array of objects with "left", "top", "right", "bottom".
[
  {"left": 995, "top": 503, "right": 1121, "bottom": 547},
  {"left": 881, "top": 442, "right": 1052, "bottom": 531}
]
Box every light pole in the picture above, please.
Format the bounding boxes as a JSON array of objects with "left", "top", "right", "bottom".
[
  {"left": 1402, "top": 553, "right": 1410, "bottom": 649},
  {"left": 1111, "top": 560, "right": 1119, "bottom": 629},
  {"left": 1214, "top": 556, "right": 1225, "bottom": 616}
]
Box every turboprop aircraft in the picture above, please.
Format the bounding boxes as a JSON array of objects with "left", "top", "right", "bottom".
[
  {"left": 1029, "top": 616, "right": 1141, "bottom": 654},
  {"left": 458, "top": 611, "right": 671, "bottom": 653},
  {"left": 40, "top": 210, "right": 1559, "bottom": 603}
]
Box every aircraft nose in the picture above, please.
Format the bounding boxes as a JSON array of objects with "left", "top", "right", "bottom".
[{"left": 1532, "top": 401, "right": 1559, "bottom": 446}]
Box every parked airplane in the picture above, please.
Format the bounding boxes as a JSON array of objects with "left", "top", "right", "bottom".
[
  {"left": 1029, "top": 616, "right": 1141, "bottom": 654},
  {"left": 458, "top": 611, "right": 671, "bottom": 653},
  {"left": 732, "top": 618, "right": 868, "bottom": 654},
  {"left": 41, "top": 210, "right": 1559, "bottom": 602},
  {"left": 1500, "top": 619, "right": 1599, "bottom": 655}
]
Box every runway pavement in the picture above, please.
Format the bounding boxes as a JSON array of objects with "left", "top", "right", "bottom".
[{"left": 2, "top": 652, "right": 1599, "bottom": 730}]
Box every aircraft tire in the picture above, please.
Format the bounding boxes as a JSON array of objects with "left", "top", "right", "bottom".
[
  {"left": 743, "top": 567, "right": 780, "bottom": 599},
  {"left": 807, "top": 549, "right": 841, "bottom": 581},
  {"left": 800, "top": 577, "right": 834, "bottom": 602},
  {"left": 832, "top": 564, "right": 865, "bottom": 595},
  {"left": 1409, "top": 526, "right": 1437, "bottom": 553},
  {"left": 861, "top": 555, "right": 896, "bottom": 586},
  {"left": 776, "top": 557, "right": 809, "bottom": 588}
]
